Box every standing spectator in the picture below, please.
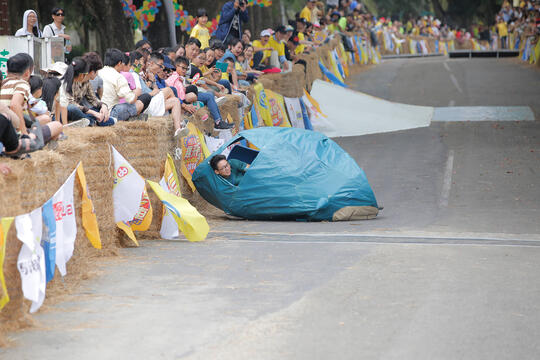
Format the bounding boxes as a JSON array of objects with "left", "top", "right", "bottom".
[
  {"left": 497, "top": 17, "right": 509, "bottom": 48},
  {"left": 42, "top": 7, "right": 72, "bottom": 54},
  {"left": 15, "top": 10, "right": 42, "bottom": 37},
  {"left": 215, "top": 0, "right": 249, "bottom": 43},
  {"left": 300, "top": 0, "right": 316, "bottom": 22},
  {"left": 191, "top": 8, "right": 211, "bottom": 49}
]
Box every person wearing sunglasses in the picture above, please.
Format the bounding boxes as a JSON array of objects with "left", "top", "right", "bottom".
[{"left": 43, "top": 7, "right": 72, "bottom": 53}]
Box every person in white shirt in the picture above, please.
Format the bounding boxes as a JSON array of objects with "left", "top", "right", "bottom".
[
  {"left": 42, "top": 7, "right": 72, "bottom": 53},
  {"left": 98, "top": 48, "right": 151, "bottom": 121},
  {"left": 15, "top": 10, "right": 42, "bottom": 37}
]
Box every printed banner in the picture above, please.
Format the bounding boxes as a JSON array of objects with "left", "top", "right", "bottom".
[
  {"left": 284, "top": 97, "right": 306, "bottom": 129},
  {"left": 112, "top": 145, "right": 152, "bottom": 246},
  {"left": 180, "top": 122, "right": 210, "bottom": 192},
  {"left": 76, "top": 163, "right": 101, "bottom": 249},
  {"left": 252, "top": 83, "right": 273, "bottom": 127},
  {"left": 52, "top": 169, "right": 77, "bottom": 277},
  {"left": 265, "top": 89, "right": 291, "bottom": 127},
  {"left": 159, "top": 154, "right": 182, "bottom": 240},
  {"left": 0, "top": 217, "right": 14, "bottom": 311},
  {"left": 16, "top": 208, "right": 46, "bottom": 313},
  {"left": 147, "top": 180, "right": 209, "bottom": 242}
]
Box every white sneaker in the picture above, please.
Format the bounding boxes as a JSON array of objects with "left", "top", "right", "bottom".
[
  {"left": 65, "top": 118, "right": 90, "bottom": 128},
  {"left": 174, "top": 127, "right": 189, "bottom": 138}
]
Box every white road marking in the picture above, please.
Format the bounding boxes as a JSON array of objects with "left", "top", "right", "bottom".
[
  {"left": 439, "top": 149, "right": 455, "bottom": 208},
  {"left": 450, "top": 74, "right": 463, "bottom": 93},
  {"left": 443, "top": 62, "right": 451, "bottom": 72}
]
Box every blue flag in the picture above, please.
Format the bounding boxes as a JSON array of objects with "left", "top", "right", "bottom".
[
  {"left": 41, "top": 199, "right": 57, "bottom": 283},
  {"left": 318, "top": 61, "right": 347, "bottom": 88},
  {"left": 299, "top": 98, "right": 313, "bottom": 130}
]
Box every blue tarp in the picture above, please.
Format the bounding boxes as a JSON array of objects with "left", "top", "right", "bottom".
[{"left": 192, "top": 127, "right": 378, "bottom": 221}]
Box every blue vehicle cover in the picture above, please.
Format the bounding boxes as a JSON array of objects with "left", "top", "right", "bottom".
[{"left": 192, "top": 127, "right": 378, "bottom": 221}]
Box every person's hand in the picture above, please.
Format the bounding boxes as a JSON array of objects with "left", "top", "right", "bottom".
[
  {"left": 0, "top": 163, "right": 11, "bottom": 175},
  {"left": 100, "top": 105, "right": 109, "bottom": 121},
  {"left": 90, "top": 109, "right": 104, "bottom": 122},
  {"left": 183, "top": 104, "right": 196, "bottom": 114},
  {"left": 218, "top": 84, "right": 226, "bottom": 92}
]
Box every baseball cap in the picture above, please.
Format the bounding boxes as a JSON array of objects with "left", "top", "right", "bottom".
[
  {"left": 285, "top": 25, "right": 294, "bottom": 32},
  {"left": 260, "top": 29, "right": 272, "bottom": 37}
]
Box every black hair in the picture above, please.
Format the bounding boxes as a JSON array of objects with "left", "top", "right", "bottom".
[
  {"left": 121, "top": 52, "right": 130, "bottom": 65},
  {"left": 7, "top": 53, "right": 33, "bottom": 74},
  {"left": 61, "top": 57, "right": 89, "bottom": 95},
  {"left": 174, "top": 43, "right": 184, "bottom": 52},
  {"left": 149, "top": 51, "right": 164, "bottom": 63},
  {"left": 210, "top": 154, "right": 226, "bottom": 171},
  {"left": 50, "top": 6, "right": 64, "bottom": 15},
  {"left": 163, "top": 47, "right": 175, "bottom": 54},
  {"left": 197, "top": 8, "right": 208, "bottom": 17},
  {"left": 41, "top": 76, "right": 61, "bottom": 111},
  {"left": 223, "top": 57, "right": 234, "bottom": 64},
  {"left": 135, "top": 39, "right": 152, "bottom": 49},
  {"left": 185, "top": 37, "right": 202, "bottom": 49},
  {"left": 275, "top": 25, "right": 287, "bottom": 34},
  {"left": 104, "top": 48, "right": 125, "bottom": 67},
  {"left": 174, "top": 56, "right": 189, "bottom": 66},
  {"left": 129, "top": 51, "right": 144, "bottom": 64},
  {"left": 29, "top": 75, "right": 43, "bottom": 94},
  {"left": 83, "top": 52, "right": 103, "bottom": 72},
  {"left": 203, "top": 47, "right": 213, "bottom": 53},
  {"left": 227, "top": 37, "right": 242, "bottom": 48},
  {"left": 210, "top": 39, "right": 227, "bottom": 52}
]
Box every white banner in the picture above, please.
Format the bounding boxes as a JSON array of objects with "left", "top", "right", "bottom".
[
  {"left": 16, "top": 208, "right": 46, "bottom": 313},
  {"left": 159, "top": 177, "right": 179, "bottom": 240},
  {"left": 52, "top": 169, "right": 77, "bottom": 277},
  {"left": 112, "top": 146, "right": 145, "bottom": 223}
]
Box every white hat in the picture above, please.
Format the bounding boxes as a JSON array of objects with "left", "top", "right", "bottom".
[
  {"left": 260, "top": 29, "right": 272, "bottom": 37},
  {"left": 42, "top": 61, "right": 68, "bottom": 78}
]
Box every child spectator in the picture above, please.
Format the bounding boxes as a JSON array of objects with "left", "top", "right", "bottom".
[
  {"left": 191, "top": 9, "right": 211, "bottom": 49},
  {"left": 41, "top": 76, "right": 62, "bottom": 119},
  {"left": 0, "top": 53, "right": 61, "bottom": 143},
  {"left": 15, "top": 10, "right": 42, "bottom": 37},
  {"left": 99, "top": 48, "right": 151, "bottom": 121},
  {"left": 28, "top": 75, "right": 51, "bottom": 124}
]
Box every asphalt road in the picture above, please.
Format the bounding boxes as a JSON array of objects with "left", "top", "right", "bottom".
[{"left": 2, "top": 57, "right": 540, "bottom": 360}]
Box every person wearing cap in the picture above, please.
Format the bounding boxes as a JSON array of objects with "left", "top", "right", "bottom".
[
  {"left": 252, "top": 29, "right": 274, "bottom": 69},
  {"left": 328, "top": 11, "right": 342, "bottom": 33},
  {"left": 300, "top": 0, "right": 316, "bottom": 22},
  {"left": 268, "top": 26, "right": 291, "bottom": 71}
]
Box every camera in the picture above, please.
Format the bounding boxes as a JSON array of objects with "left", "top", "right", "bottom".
[{"left": 239, "top": 0, "right": 246, "bottom": 7}]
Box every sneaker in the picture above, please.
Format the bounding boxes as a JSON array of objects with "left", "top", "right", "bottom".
[
  {"left": 215, "top": 96, "right": 227, "bottom": 106},
  {"left": 129, "top": 113, "right": 148, "bottom": 121},
  {"left": 174, "top": 127, "right": 189, "bottom": 138},
  {"left": 111, "top": 117, "right": 118, "bottom": 125},
  {"left": 214, "top": 121, "right": 234, "bottom": 129},
  {"left": 65, "top": 118, "right": 90, "bottom": 128}
]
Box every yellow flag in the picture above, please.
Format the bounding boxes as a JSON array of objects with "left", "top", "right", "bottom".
[
  {"left": 180, "top": 122, "right": 210, "bottom": 192},
  {"left": 253, "top": 83, "right": 273, "bottom": 127},
  {"left": 116, "top": 221, "right": 139, "bottom": 246},
  {"left": 129, "top": 187, "right": 153, "bottom": 232},
  {"left": 303, "top": 88, "right": 327, "bottom": 117},
  {"left": 147, "top": 180, "right": 209, "bottom": 242},
  {"left": 76, "top": 163, "right": 101, "bottom": 249},
  {"left": 265, "top": 89, "right": 291, "bottom": 127},
  {"left": 0, "top": 217, "right": 14, "bottom": 311},
  {"left": 328, "top": 50, "right": 344, "bottom": 83}
]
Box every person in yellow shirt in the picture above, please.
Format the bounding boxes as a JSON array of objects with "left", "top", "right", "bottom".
[
  {"left": 268, "top": 25, "right": 291, "bottom": 71},
  {"left": 252, "top": 29, "right": 273, "bottom": 69},
  {"left": 191, "top": 8, "right": 210, "bottom": 49},
  {"left": 496, "top": 18, "right": 508, "bottom": 49},
  {"left": 299, "top": 0, "right": 315, "bottom": 22}
]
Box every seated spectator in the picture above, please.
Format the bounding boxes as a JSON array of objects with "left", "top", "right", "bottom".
[
  {"left": 210, "top": 154, "right": 248, "bottom": 186},
  {"left": 191, "top": 8, "right": 211, "bottom": 49},
  {"left": 98, "top": 48, "right": 151, "bottom": 121},
  {"left": 185, "top": 37, "right": 202, "bottom": 63},
  {"left": 211, "top": 40, "right": 227, "bottom": 63},
  {"left": 252, "top": 30, "right": 274, "bottom": 69},
  {"left": 0, "top": 53, "right": 61, "bottom": 143},
  {"left": 190, "top": 52, "right": 229, "bottom": 96},
  {"left": 269, "top": 25, "right": 292, "bottom": 71},
  {"left": 135, "top": 39, "right": 152, "bottom": 52},
  {"left": 201, "top": 47, "right": 216, "bottom": 73},
  {"left": 175, "top": 44, "right": 185, "bottom": 58},
  {"left": 239, "top": 45, "right": 263, "bottom": 76},
  {"left": 0, "top": 113, "right": 40, "bottom": 159},
  {"left": 242, "top": 29, "right": 252, "bottom": 45},
  {"left": 15, "top": 10, "right": 42, "bottom": 37},
  {"left": 28, "top": 75, "right": 51, "bottom": 125},
  {"left": 41, "top": 76, "right": 62, "bottom": 122}
]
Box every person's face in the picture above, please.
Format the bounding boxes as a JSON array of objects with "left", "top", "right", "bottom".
[
  {"left": 226, "top": 61, "right": 234, "bottom": 73},
  {"left": 142, "top": 43, "right": 152, "bottom": 52},
  {"left": 176, "top": 46, "right": 185, "bottom": 57},
  {"left": 244, "top": 46, "right": 254, "bottom": 58},
  {"left": 198, "top": 15, "right": 208, "bottom": 25},
  {"left": 286, "top": 31, "right": 293, "bottom": 41},
  {"left": 32, "top": 88, "right": 42, "bottom": 99},
  {"left": 261, "top": 35, "right": 270, "bottom": 44},
  {"left": 88, "top": 70, "right": 97, "bottom": 80},
  {"left": 307, "top": 1, "right": 315, "bottom": 9},
  {"left": 242, "top": 33, "right": 250, "bottom": 44},
  {"left": 194, "top": 52, "right": 206, "bottom": 67},
  {"left": 52, "top": 9, "right": 65, "bottom": 23},
  {"left": 27, "top": 12, "right": 37, "bottom": 27},
  {"left": 176, "top": 62, "right": 189, "bottom": 76},
  {"left": 185, "top": 44, "right": 200, "bottom": 60},
  {"left": 215, "top": 159, "right": 231, "bottom": 177},
  {"left": 231, "top": 42, "right": 243, "bottom": 56},
  {"left": 214, "top": 48, "right": 225, "bottom": 59},
  {"left": 148, "top": 59, "right": 164, "bottom": 74},
  {"left": 205, "top": 50, "right": 215, "bottom": 65}
]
